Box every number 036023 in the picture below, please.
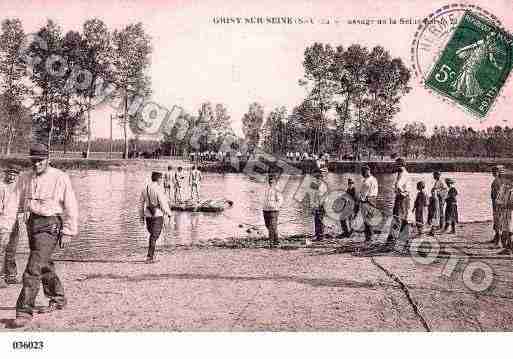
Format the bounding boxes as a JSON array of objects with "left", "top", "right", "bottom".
[{"left": 12, "top": 341, "right": 44, "bottom": 350}]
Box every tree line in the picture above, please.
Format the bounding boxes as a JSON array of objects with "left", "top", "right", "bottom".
[{"left": 0, "top": 17, "right": 151, "bottom": 158}]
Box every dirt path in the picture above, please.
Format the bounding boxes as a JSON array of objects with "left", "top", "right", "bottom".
[{"left": 1, "top": 221, "right": 512, "bottom": 331}]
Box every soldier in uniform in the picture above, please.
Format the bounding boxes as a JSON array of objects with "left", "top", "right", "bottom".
[{"left": 12, "top": 144, "right": 79, "bottom": 328}]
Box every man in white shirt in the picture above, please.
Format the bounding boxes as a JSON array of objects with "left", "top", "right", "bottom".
[
  {"left": 140, "top": 172, "right": 173, "bottom": 263},
  {"left": 262, "top": 174, "right": 283, "bottom": 248},
  {"left": 311, "top": 173, "right": 325, "bottom": 242},
  {"left": 13, "top": 144, "right": 79, "bottom": 328},
  {"left": 359, "top": 164, "right": 379, "bottom": 242},
  {"left": 0, "top": 166, "right": 22, "bottom": 288}
]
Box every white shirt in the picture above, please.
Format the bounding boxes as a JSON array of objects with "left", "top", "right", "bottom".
[
  {"left": 21, "top": 167, "right": 79, "bottom": 236},
  {"left": 139, "top": 182, "right": 172, "bottom": 218},
  {"left": 262, "top": 185, "right": 283, "bottom": 211},
  {"left": 0, "top": 180, "right": 22, "bottom": 232},
  {"left": 189, "top": 169, "right": 202, "bottom": 185},
  {"left": 395, "top": 169, "right": 411, "bottom": 197},
  {"left": 360, "top": 175, "right": 379, "bottom": 201},
  {"left": 311, "top": 188, "right": 323, "bottom": 209}
]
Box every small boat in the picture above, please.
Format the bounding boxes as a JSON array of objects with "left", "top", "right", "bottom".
[{"left": 170, "top": 198, "right": 234, "bottom": 212}]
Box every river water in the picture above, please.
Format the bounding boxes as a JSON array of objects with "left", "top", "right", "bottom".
[{"left": 15, "top": 170, "right": 495, "bottom": 259}]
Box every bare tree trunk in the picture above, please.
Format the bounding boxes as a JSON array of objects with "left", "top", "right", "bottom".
[
  {"left": 123, "top": 91, "right": 129, "bottom": 159},
  {"left": 47, "top": 95, "right": 54, "bottom": 153},
  {"left": 86, "top": 97, "right": 91, "bottom": 158},
  {"left": 6, "top": 128, "right": 14, "bottom": 156}
]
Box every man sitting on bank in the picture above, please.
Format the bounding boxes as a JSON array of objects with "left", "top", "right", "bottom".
[{"left": 140, "top": 172, "right": 172, "bottom": 263}]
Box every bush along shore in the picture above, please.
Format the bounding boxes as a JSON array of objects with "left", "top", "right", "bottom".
[{"left": 0, "top": 156, "right": 508, "bottom": 173}]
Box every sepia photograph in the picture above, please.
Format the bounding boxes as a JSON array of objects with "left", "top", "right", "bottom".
[{"left": 0, "top": 0, "right": 512, "bottom": 356}]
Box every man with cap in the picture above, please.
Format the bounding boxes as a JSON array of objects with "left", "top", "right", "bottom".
[
  {"left": 490, "top": 165, "right": 505, "bottom": 245},
  {"left": 140, "top": 171, "right": 172, "bottom": 263},
  {"left": 262, "top": 173, "right": 283, "bottom": 248},
  {"left": 0, "top": 165, "right": 23, "bottom": 288},
  {"left": 12, "top": 143, "right": 79, "bottom": 328}
]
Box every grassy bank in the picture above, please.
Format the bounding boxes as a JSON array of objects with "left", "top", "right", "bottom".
[{"left": 0, "top": 155, "right": 509, "bottom": 173}]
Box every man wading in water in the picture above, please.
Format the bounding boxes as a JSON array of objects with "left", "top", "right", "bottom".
[
  {"left": 12, "top": 144, "right": 79, "bottom": 328},
  {"left": 163, "top": 165, "right": 173, "bottom": 198},
  {"left": 189, "top": 165, "right": 202, "bottom": 202},
  {"left": 140, "top": 172, "right": 172, "bottom": 263}
]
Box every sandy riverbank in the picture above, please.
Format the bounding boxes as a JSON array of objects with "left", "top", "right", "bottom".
[{"left": 1, "top": 221, "right": 513, "bottom": 331}]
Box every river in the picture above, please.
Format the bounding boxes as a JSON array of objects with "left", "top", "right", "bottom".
[{"left": 14, "top": 169, "right": 495, "bottom": 259}]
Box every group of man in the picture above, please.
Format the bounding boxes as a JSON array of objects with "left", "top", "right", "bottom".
[
  {"left": 0, "top": 143, "right": 79, "bottom": 328},
  {"left": 163, "top": 165, "right": 202, "bottom": 203},
  {"left": 259, "top": 158, "right": 458, "bottom": 250},
  {"left": 189, "top": 150, "right": 255, "bottom": 163},
  {"left": 285, "top": 152, "right": 330, "bottom": 163}
]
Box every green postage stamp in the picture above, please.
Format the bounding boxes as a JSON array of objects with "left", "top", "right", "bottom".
[{"left": 425, "top": 10, "right": 513, "bottom": 118}]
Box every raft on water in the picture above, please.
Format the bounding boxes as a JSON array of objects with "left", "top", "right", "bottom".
[{"left": 170, "top": 199, "right": 234, "bottom": 212}]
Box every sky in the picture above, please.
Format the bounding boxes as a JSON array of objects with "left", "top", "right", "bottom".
[{"left": 1, "top": 0, "right": 512, "bottom": 139}]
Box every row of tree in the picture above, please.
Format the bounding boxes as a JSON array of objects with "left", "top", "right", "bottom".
[{"left": 0, "top": 17, "right": 152, "bottom": 157}]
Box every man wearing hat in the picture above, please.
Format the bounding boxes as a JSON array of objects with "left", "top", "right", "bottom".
[
  {"left": 490, "top": 165, "right": 505, "bottom": 245},
  {"left": 0, "top": 165, "right": 23, "bottom": 288},
  {"left": 140, "top": 171, "right": 172, "bottom": 263},
  {"left": 12, "top": 143, "right": 79, "bottom": 328},
  {"left": 262, "top": 173, "right": 283, "bottom": 248}
]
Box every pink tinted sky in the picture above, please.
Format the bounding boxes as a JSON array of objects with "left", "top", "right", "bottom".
[{"left": 1, "top": 0, "right": 512, "bottom": 139}]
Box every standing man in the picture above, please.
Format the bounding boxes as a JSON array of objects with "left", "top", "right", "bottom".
[
  {"left": 163, "top": 165, "right": 173, "bottom": 198},
  {"left": 432, "top": 171, "right": 447, "bottom": 230},
  {"left": 0, "top": 165, "right": 22, "bottom": 288},
  {"left": 262, "top": 174, "right": 283, "bottom": 248},
  {"left": 173, "top": 166, "right": 186, "bottom": 203},
  {"left": 388, "top": 158, "right": 411, "bottom": 245},
  {"left": 339, "top": 178, "right": 356, "bottom": 239},
  {"left": 358, "top": 164, "right": 379, "bottom": 242},
  {"left": 140, "top": 172, "right": 172, "bottom": 263},
  {"left": 310, "top": 172, "right": 325, "bottom": 242},
  {"left": 490, "top": 165, "right": 504, "bottom": 245},
  {"left": 189, "top": 165, "right": 202, "bottom": 202},
  {"left": 13, "top": 144, "right": 79, "bottom": 328}
]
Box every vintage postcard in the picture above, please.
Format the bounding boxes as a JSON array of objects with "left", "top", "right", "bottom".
[{"left": 0, "top": 0, "right": 512, "bottom": 356}]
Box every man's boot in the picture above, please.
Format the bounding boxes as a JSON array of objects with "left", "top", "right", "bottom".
[
  {"left": 498, "top": 232, "right": 512, "bottom": 255},
  {"left": 488, "top": 232, "right": 500, "bottom": 245},
  {"left": 0, "top": 277, "right": 7, "bottom": 289},
  {"left": 10, "top": 316, "right": 31, "bottom": 329},
  {"left": 449, "top": 223, "right": 456, "bottom": 234}
]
